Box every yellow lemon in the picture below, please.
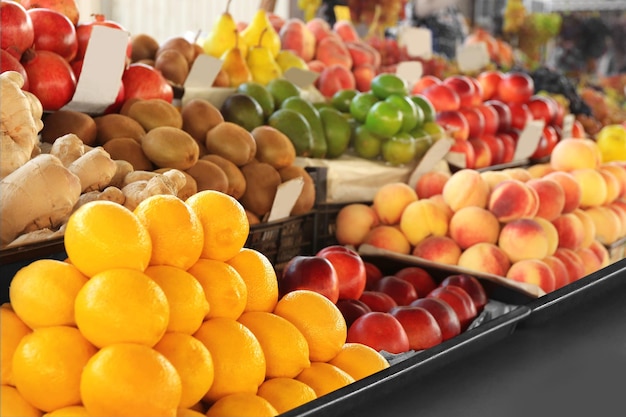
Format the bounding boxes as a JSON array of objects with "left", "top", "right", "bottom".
[
  {"left": 328, "top": 342, "right": 390, "bottom": 381},
  {"left": 257, "top": 377, "right": 317, "bottom": 414}
]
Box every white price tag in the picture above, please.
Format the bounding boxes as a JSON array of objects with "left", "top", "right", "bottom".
[
  {"left": 398, "top": 27, "right": 432, "bottom": 59},
  {"left": 456, "top": 43, "right": 490, "bottom": 73},
  {"left": 184, "top": 54, "right": 222, "bottom": 89},
  {"left": 513, "top": 119, "right": 545, "bottom": 161},
  {"left": 283, "top": 67, "right": 319, "bottom": 88},
  {"left": 561, "top": 114, "right": 575, "bottom": 139},
  {"left": 267, "top": 177, "right": 305, "bottom": 222},
  {"left": 445, "top": 151, "right": 466, "bottom": 168},
  {"left": 396, "top": 61, "right": 423, "bottom": 88}
]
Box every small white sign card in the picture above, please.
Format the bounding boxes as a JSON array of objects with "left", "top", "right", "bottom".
[
  {"left": 266, "top": 177, "right": 305, "bottom": 222},
  {"left": 456, "top": 42, "right": 490, "bottom": 73},
  {"left": 398, "top": 27, "right": 432, "bottom": 59},
  {"left": 513, "top": 119, "right": 545, "bottom": 161}
]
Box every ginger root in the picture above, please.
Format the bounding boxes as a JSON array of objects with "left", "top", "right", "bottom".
[
  {"left": 1, "top": 154, "right": 81, "bottom": 246},
  {"left": 122, "top": 169, "right": 187, "bottom": 210},
  {"left": 1, "top": 71, "right": 44, "bottom": 179},
  {"left": 74, "top": 186, "right": 125, "bottom": 210}
]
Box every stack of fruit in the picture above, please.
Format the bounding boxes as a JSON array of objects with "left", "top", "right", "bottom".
[
  {"left": 334, "top": 137, "right": 626, "bottom": 293},
  {"left": 1, "top": 191, "right": 390, "bottom": 416}
]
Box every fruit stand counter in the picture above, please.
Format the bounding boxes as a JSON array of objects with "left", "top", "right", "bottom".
[{"left": 325, "top": 259, "right": 626, "bottom": 417}]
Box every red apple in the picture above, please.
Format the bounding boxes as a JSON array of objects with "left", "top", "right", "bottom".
[
  {"left": 347, "top": 312, "right": 410, "bottom": 354},
  {"left": 122, "top": 62, "right": 173, "bottom": 103},
  {"left": 1, "top": 1, "right": 34, "bottom": 60},
  {"left": 527, "top": 95, "right": 557, "bottom": 125},
  {"left": 507, "top": 102, "right": 532, "bottom": 131},
  {"left": 21, "top": 49, "right": 76, "bottom": 111},
  {"left": 336, "top": 298, "right": 372, "bottom": 328},
  {"left": 27, "top": 8, "right": 78, "bottom": 62},
  {"left": 480, "top": 134, "right": 505, "bottom": 165},
  {"left": 443, "top": 75, "right": 476, "bottom": 109},
  {"left": 436, "top": 110, "right": 470, "bottom": 141},
  {"left": 422, "top": 84, "right": 461, "bottom": 112},
  {"left": 372, "top": 276, "right": 418, "bottom": 306},
  {"left": 476, "top": 104, "right": 499, "bottom": 136},
  {"left": 389, "top": 306, "right": 443, "bottom": 350},
  {"left": 468, "top": 77, "right": 484, "bottom": 107},
  {"left": 531, "top": 125, "right": 559, "bottom": 160},
  {"left": 393, "top": 266, "right": 437, "bottom": 298},
  {"left": 476, "top": 70, "right": 503, "bottom": 101},
  {"left": 497, "top": 132, "right": 517, "bottom": 163},
  {"left": 279, "top": 255, "right": 340, "bottom": 303},
  {"left": 75, "top": 14, "right": 132, "bottom": 62},
  {"left": 411, "top": 75, "right": 441, "bottom": 95},
  {"left": 359, "top": 290, "right": 398, "bottom": 312},
  {"left": 459, "top": 107, "right": 485, "bottom": 139},
  {"left": 316, "top": 245, "right": 367, "bottom": 300},
  {"left": 496, "top": 71, "right": 534, "bottom": 104},
  {"left": 1, "top": 49, "right": 29, "bottom": 90},
  {"left": 428, "top": 285, "right": 477, "bottom": 330},
  {"left": 439, "top": 274, "right": 488, "bottom": 313},
  {"left": 364, "top": 261, "right": 384, "bottom": 290},
  {"left": 485, "top": 99, "right": 512, "bottom": 132},
  {"left": 409, "top": 297, "right": 461, "bottom": 341}
]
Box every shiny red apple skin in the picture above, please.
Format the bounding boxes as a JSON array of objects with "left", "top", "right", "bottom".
[
  {"left": 496, "top": 71, "right": 534, "bottom": 104},
  {"left": 527, "top": 95, "right": 557, "bottom": 125},
  {"left": 531, "top": 125, "right": 559, "bottom": 160},
  {"left": 372, "top": 276, "right": 419, "bottom": 306},
  {"left": 480, "top": 134, "right": 505, "bottom": 165},
  {"left": 347, "top": 311, "right": 410, "bottom": 354},
  {"left": 75, "top": 14, "right": 132, "bottom": 62},
  {"left": 443, "top": 75, "right": 476, "bottom": 109},
  {"left": 389, "top": 305, "right": 443, "bottom": 350},
  {"left": 485, "top": 99, "right": 512, "bottom": 132},
  {"left": 21, "top": 49, "right": 76, "bottom": 111},
  {"left": 411, "top": 74, "right": 441, "bottom": 95},
  {"left": 359, "top": 290, "right": 398, "bottom": 312},
  {"left": 507, "top": 102, "right": 532, "bottom": 131},
  {"left": 449, "top": 138, "right": 476, "bottom": 169},
  {"left": 460, "top": 107, "right": 486, "bottom": 139},
  {"left": 336, "top": 298, "right": 372, "bottom": 328},
  {"left": 436, "top": 110, "right": 470, "bottom": 141},
  {"left": 469, "top": 137, "right": 493, "bottom": 169},
  {"left": 440, "top": 274, "right": 488, "bottom": 313},
  {"left": 121, "top": 62, "right": 174, "bottom": 103},
  {"left": 279, "top": 255, "right": 340, "bottom": 303},
  {"left": 27, "top": 8, "right": 78, "bottom": 62},
  {"left": 422, "top": 83, "right": 461, "bottom": 112},
  {"left": 364, "top": 261, "right": 384, "bottom": 290},
  {"left": 316, "top": 245, "right": 367, "bottom": 300},
  {"left": 476, "top": 70, "right": 503, "bottom": 101},
  {"left": 428, "top": 285, "right": 477, "bottom": 331},
  {"left": 393, "top": 266, "right": 437, "bottom": 298},
  {"left": 0, "top": 1, "right": 34, "bottom": 59},
  {"left": 409, "top": 297, "right": 461, "bottom": 341},
  {"left": 476, "top": 104, "right": 499, "bottom": 136}
]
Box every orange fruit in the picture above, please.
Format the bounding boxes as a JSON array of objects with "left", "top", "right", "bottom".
[
  {"left": 144, "top": 265, "right": 209, "bottom": 334},
  {"left": 187, "top": 259, "right": 247, "bottom": 320},
  {"left": 193, "top": 318, "right": 265, "bottom": 403},
  {"left": 74, "top": 268, "right": 169, "bottom": 348},
  {"left": 44, "top": 406, "right": 90, "bottom": 416},
  {"left": 1, "top": 305, "right": 32, "bottom": 385},
  {"left": 186, "top": 190, "right": 249, "bottom": 261},
  {"left": 257, "top": 377, "right": 317, "bottom": 414},
  {"left": 80, "top": 343, "right": 182, "bottom": 416},
  {"left": 8, "top": 259, "right": 87, "bottom": 329},
  {"left": 205, "top": 392, "right": 278, "bottom": 417},
  {"left": 154, "top": 332, "right": 215, "bottom": 408},
  {"left": 12, "top": 326, "right": 97, "bottom": 412},
  {"left": 64, "top": 201, "right": 152, "bottom": 277},
  {"left": 295, "top": 362, "right": 355, "bottom": 397},
  {"left": 227, "top": 248, "right": 279, "bottom": 312},
  {"left": 328, "top": 343, "right": 390, "bottom": 381},
  {"left": 273, "top": 290, "right": 347, "bottom": 362},
  {"left": 134, "top": 194, "right": 204, "bottom": 270},
  {"left": 238, "top": 311, "right": 310, "bottom": 378},
  {"left": 0, "top": 385, "right": 42, "bottom": 417}
]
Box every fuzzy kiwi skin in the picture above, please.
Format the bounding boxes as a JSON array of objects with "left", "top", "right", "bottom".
[
  {"left": 141, "top": 126, "right": 199, "bottom": 170},
  {"left": 94, "top": 113, "right": 146, "bottom": 145},
  {"left": 42, "top": 110, "right": 98, "bottom": 146}
]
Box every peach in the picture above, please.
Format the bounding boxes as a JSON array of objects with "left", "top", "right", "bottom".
[
  {"left": 480, "top": 170, "right": 511, "bottom": 192},
  {"left": 315, "top": 36, "right": 353, "bottom": 69},
  {"left": 498, "top": 218, "right": 549, "bottom": 263},
  {"left": 362, "top": 225, "right": 411, "bottom": 255},
  {"left": 449, "top": 206, "right": 500, "bottom": 249},
  {"left": 399, "top": 199, "right": 449, "bottom": 246},
  {"left": 317, "top": 64, "right": 356, "bottom": 98},
  {"left": 534, "top": 217, "right": 559, "bottom": 256},
  {"left": 550, "top": 138, "right": 600, "bottom": 171},
  {"left": 543, "top": 171, "right": 582, "bottom": 213},
  {"left": 488, "top": 179, "right": 539, "bottom": 222},
  {"left": 553, "top": 248, "right": 585, "bottom": 283},
  {"left": 352, "top": 63, "right": 376, "bottom": 93},
  {"left": 501, "top": 167, "right": 532, "bottom": 182},
  {"left": 584, "top": 206, "right": 622, "bottom": 245},
  {"left": 607, "top": 202, "right": 626, "bottom": 238},
  {"left": 279, "top": 18, "right": 316, "bottom": 62},
  {"left": 411, "top": 236, "right": 461, "bottom": 265},
  {"left": 506, "top": 259, "right": 556, "bottom": 293},
  {"left": 415, "top": 171, "right": 450, "bottom": 199},
  {"left": 333, "top": 20, "right": 360, "bottom": 43},
  {"left": 457, "top": 242, "right": 511, "bottom": 277},
  {"left": 551, "top": 212, "right": 585, "bottom": 251},
  {"left": 428, "top": 195, "right": 453, "bottom": 222},
  {"left": 335, "top": 203, "right": 380, "bottom": 247},
  {"left": 305, "top": 17, "right": 334, "bottom": 43},
  {"left": 601, "top": 162, "right": 626, "bottom": 198},
  {"left": 571, "top": 208, "right": 596, "bottom": 249},
  {"left": 589, "top": 239, "right": 611, "bottom": 268},
  {"left": 569, "top": 168, "right": 608, "bottom": 208},
  {"left": 598, "top": 168, "right": 621, "bottom": 204},
  {"left": 345, "top": 41, "right": 381, "bottom": 68},
  {"left": 526, "top": 162, "right": 554, "bottom": 178},
  {"left": 526, "top": 178, "right": 565, "bottom": 221},
  {"left": 442, "top": 169, "right": 490, "bottom": 211},
  {"left": 542, "top": 255, "right": 570, "bottom": 290},
  {"left": 575, "top": 247, "right": 603, "bottom": 277},
  {"left": 373, "top": 182, "right": 418, "bottom": 225},
  {"left": 307, "top": 59, "right": 326, "bottom": 73}
]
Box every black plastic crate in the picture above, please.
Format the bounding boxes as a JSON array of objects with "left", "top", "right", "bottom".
[{"left": 313, "top": 201, "right": 373, "bottom": 253}]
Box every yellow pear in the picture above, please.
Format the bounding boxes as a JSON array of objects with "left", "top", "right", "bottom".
[
  {"left": 275, "top": 50, "right": 309, "bottom": 73},
  {"left": 203, "top": 0, "right": 248, "bottom": 59},
  {"left": 220, "top": 31, "right": 253, "bottom": 88},
  {"left": 240, "top": 9, "right": 281, "bottom": 58},
  {"left": 246, "top": 29, "right": 282, "bottom": 86}
]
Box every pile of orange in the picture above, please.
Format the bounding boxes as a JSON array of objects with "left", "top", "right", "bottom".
[{"left": 1, "top": 191, "right": 389, "bottom": 417}]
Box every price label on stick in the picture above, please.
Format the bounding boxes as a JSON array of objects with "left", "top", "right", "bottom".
[
  {"left": 513, "top": 120, "right": 545, "bottom": 161},
  {"left": 398, "top": 27, "right": 432, "bottom": 59},
  {"left": 561, "top": 114, "right": 575, "bottom": 139},
  {"left": 396, "top": 61, "right": 423, "bottom": 88},
  {"left": 456, "top": 43, "right": 490, "bottom": 73}
]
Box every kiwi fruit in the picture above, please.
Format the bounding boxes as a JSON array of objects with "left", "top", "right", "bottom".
[
  {"left": 251, "top": 125, "right": 296, "bottom": 169},
  {"left": 102, "top": 137, "right": 154, "bottom": 171},
  {"left": 94, "top": 113, "right": 146, "bottom": 145},
  {"left": 141, "top": 126, "right": 199, "bottom": 170},
  {"left": 238, "top": 162, "right": 282, "bottom": 218},
  {"left": 131, "top": 33, "right": 160, "bottom": 63},
  {"left": 41, "top": 110, "right": 97, "bottom": 146},
  {"left": 205, "top": 122, "right": 256, "bottom": 167},
  {"left": 157, "top": 36, "right": 196, "bottom": 65},
  {"left": 278, "top": 165, "right": 316, "bottom": 215},
  {"left": 181, "top": 98, "right": 224, "bottom": 143},
  {"left": 154, "top": 49, "right": 189, "bottom": 86},
  {"left": 201, "top": 154, "right": 246, "bottom": 200},
  {"left": 185, "top": 159, "right": 229, "bottom": 193},
  {"left": 154, "top": 167, "right": 198, "bottom": 200},
  {"left": 126, "top": 98, "right": 183, "bottom": 131}
]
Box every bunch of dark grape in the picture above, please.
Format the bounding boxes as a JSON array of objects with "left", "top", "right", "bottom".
[{"left": 529, "top": 67, "right": 592, "bottom": 116}]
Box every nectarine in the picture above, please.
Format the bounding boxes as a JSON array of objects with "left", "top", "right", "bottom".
[{"left": 347, "top": 312, "right": 410, "bottom": 353}]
